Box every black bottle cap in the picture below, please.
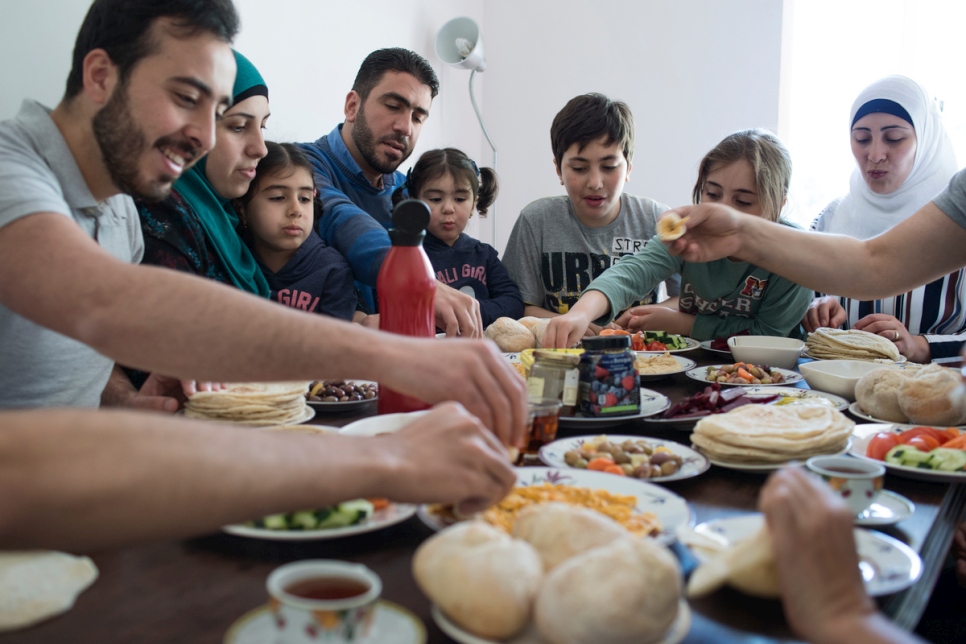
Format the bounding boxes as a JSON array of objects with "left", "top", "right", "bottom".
[
  {"left": 389, "top": 199, "right": 430, "bottom": 246},
  {"left": 581, "top": 335, "right": 631, "bottom": 350}
]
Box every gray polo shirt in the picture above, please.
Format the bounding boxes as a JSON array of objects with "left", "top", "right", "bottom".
[{"left": 0, "top": 100, "right": 143, "bottom": 408}]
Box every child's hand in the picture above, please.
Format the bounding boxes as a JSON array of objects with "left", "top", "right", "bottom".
[
  {"left": 543, "top": 313, "right": 592, "bottom": 348},
  {"left": 623, "top": 306, "right": 695, "bottom": 336}
]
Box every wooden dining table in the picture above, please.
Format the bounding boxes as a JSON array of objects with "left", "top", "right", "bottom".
[{"left": 3, "top": 349, "right": 963, "bottom": 644}]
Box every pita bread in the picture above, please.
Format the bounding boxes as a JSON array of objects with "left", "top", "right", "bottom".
[
  {"left": 691, "top": 404, "right": 853, "bottom": 464},
  {"left": 806, "top": 328, "right": 902, "bottom": 362},
  {"left": 656, "top": 213, "right": 688, "bottom": 242},
  {"left": 0, "top": 551, "right": 98, "bottom": 632},
  {"left": 184, "top": 382, "right": 310, "bottom": 426},
  {"left": 687, "top": 525, "right": 779, "bottom": 599}
]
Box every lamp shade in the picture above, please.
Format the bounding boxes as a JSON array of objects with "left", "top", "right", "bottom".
[{"left": 434, "top": 16, "right": 486, "bottom": 72}]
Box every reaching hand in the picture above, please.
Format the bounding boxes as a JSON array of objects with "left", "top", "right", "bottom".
[
  {"left": 802, "top": 296, "right": 848, "bottom": 332},
  {"left": 853, "top": 314, "right": 930, "bottom": 363},
  {"left": 543, "top": 313, "right": 593, "bottom": 349},
  {"left": 434, "top": 281, "right": 483, "bottom": 338},
  {"left": 617, "top": 305, "right": 695, "bottom": 336},
  {"left": 376, "top": 402, "right": 517, "bottom": 512},
  {"left": 664, "top": 204, "right": 744, "bottom": 262}
]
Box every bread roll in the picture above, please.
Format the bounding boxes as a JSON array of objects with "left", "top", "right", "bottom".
[
  {"left": 855, "top": 368, "right": 910, "bottom": 423},
  {"left": 898, "top": 363, "right": 966, "bottom": 426},
  {"left": 512, "top": 503, "right": 627, "bottom": 570},
  {"left": 533, "top": 318, "right": 551, "bottom": 348},
  {"left": 535, "top": 536, "right": 681, "bottom": 644},
  {"left": 412, "top": 522, "right": 542, "bottom": 639},
  {"left": 484, "top": 317, "right": 536, "bottom": 352},
  {"left": 518, "top": 316, "right": 542, "bottom": 332}
]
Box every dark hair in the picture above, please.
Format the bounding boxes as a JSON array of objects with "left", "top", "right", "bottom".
[
  {"left": 391, "top": 148, "right": 498, "bottom": 217},
  {"left": 550, "top": 93, "right": 635, "bottom": 169},
  {"left": 64, "top": 0, "right": 239, "bottom": 99},
  {"left": 692, "top": 128, "right": 792, "bottom": 223},
  {"left": 235, "top": 142, "right": 324, "bottom": 244},
  {"left": 352, "top": 48, "right": 439, "bottom": 101}
]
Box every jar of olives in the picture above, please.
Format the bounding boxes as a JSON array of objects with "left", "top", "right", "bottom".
[{"left": 527, "top": 351, "right": 581, "bottom": 416}]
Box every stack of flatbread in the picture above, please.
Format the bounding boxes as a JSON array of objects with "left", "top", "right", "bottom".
[
  {"left": 184, "top": 382, "right": 310, "bottom": 426},
  {"left": 805, "top": 328, "right": 902, "bottom": 362},
  {"left": 690, "top": 403, "right": 854, "bottom": 464}
]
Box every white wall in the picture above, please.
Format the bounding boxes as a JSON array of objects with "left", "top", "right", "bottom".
[{"left": 0, "top": 0, "right": 784, "bottom": 251}]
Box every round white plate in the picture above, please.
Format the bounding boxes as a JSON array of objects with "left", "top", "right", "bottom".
[
  {"left": 743, "top": 386, "right": 850, "bottom": 412},
  {"left": 698, "top": 439, "right": 851, "bottom": 473},
  {"left": 692, "top": 514, "right": 921, "bottom": 597},
  {"left": 223, "top": 503, "right": 417, "bottom": 541},
  {"left": 849, "top": 423, "right": 966, "bottom": 483},
  {"left": 224, "top": 600, "right": 425, "bottom": 644},
  {"left": 559, "top": 388, "right": 670, "bottom": 429},
  {"left": 855, "top": 490, "right": 915, "bottom": 527},
  {"left": 699, "top": 339, "right": 732, "bottom": 356},
  {"left": 685, "top": 365, "right": 803, "bottom": 387},
  {"left": 503, "top": 352, "right": 522, "bottom": 363},
  {"left": 538, "top": 435, "right": 710, "bottom": 483},
  {"left": 634, "top": 336, "right": 701, "bottom": 354},
  {"left": 636, "top": 354, "right": 697, "bottom": 381},
  {"left": 431, "top": 598, "right": 691, "bottom": 644},
  {"left": 306, "top": 380, "right": 378, "bottom": 412},
  {"left": 417, "top": 466, "right": 693, "bottom": 544},
  {"left": 847, "top": 403, "right": 966, "bottom": 429},
  {"left": 802, "top": 349, "right": 907, "bottom": 364}
]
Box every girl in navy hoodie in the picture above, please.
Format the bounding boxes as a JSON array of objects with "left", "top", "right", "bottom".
[
  {"left": 235, "top": 143, "right": 356, "bottom": 320},
  {"left": 393, "top": 149, "right": 523, "bottom": 326}
]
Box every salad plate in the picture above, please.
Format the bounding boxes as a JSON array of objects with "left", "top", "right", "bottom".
[
  {"left": 634, "top": 336, "right": 701, "bottom": 354},
  {"left": 223, "top": 503, "right": 417, "bottom": 541},
  {"left": 538, "top": 434, "right": 710, "bottom": 483},
  {"left": 699, "top": 340, "right": 732, "bottom": 356},
  {"left": 692, "top": 514, "right": 921, "bottom": 596},
  {"left": 849, "top": 423, "right": 966, "bottom": 483},
  {"left": 685, "top": 365, "right": 803, "bottom": 387}
]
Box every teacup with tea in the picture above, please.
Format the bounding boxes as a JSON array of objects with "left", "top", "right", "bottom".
[
  {"left": 805, "top": 455, "right": 886, "bottom": 517},
  {"left": 266, "top": 560, "right": 381, "bottom": 643}
]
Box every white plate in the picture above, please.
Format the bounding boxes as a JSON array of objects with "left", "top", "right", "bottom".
[
  {"left": 416, "top": 466, "right": 693, "bottom": 544},
  {"left": 538, "top": 435, "right": 710, "bottom": 483},
  {"left": 306, "top": 380, "right": 378, "bottom": 412},
  {"left": 223, "top": 503, "right": 417, "bottom": 541},
  {"left": 849, "top": 423, "right": 966, "bottom": 483},
  {"left": 685, "top": 365, "right": 803, "bottom": 386},
  {"left": 559, "top": 388, "right": 670, "bottom": 429},
  {"left": 636, "top": 354, "right": 697, "bottom": 381},
  {"left": 855, "top": 490, "right": 915, "bottom": 527},
  {"left": 743, "top": 386, "right": 850, "bottom": 412},
  {"left": 634, "top": 336, "right": 701, "bottom": 354},
  {"left": 847, "top": 403, "right": 966, "bottom": 429},
  {"left": 693, "top": 514, "right": 921, "bottom": 597},
  {"left": 802, "top": 350, "right": 907, "bottom": 364},
  {"left": 699, "top": 439, "right": 852, "bottom": 473},
  {"left": 224, "top": 600, "right": 425, "bottom": 644},
  {"left": 431, "top": 599, "right": 691, "bottom": 644},
  {"left": 699, "top": 339, "right": 732, "bottom": 355}
]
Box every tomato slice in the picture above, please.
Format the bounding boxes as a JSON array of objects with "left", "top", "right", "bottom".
[
  {"left": 907, "top": 435, "right": 942, "bottom": 452},
  {"left": 631, "top": 332, "right": 645, "bottom": 351},
  {"left": 866, "top": 432, "right": 900, "bottom": 461},
  {"left": 645, "top": 341, "right": 668, "bottom": 351},
  {"left": 897, "top": 427, "right": 947, "bottom": 444}
]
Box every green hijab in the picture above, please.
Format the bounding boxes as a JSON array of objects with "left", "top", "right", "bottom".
[{"left": 175, "top": 50, "right": 270, "bottom": 296}]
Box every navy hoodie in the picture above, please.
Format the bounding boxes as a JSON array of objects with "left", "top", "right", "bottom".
[
  {"left": 256, "top": 230, "right": 357, "bottom": 321},
  {"left": 423, "top": 231, "right": 524, "bottom": 327}
]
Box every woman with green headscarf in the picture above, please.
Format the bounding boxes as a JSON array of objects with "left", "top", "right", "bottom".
[{"left": 137, "top": 50, "right": 271, "bottom": 296}]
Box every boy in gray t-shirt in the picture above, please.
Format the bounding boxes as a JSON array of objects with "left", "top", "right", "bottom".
[{"left": 503, "top": 93, "right": 678, "bottom": 330}]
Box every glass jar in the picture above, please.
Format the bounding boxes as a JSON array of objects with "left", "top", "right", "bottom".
[
  {"left": 578, "top": 336, "right": 640, "bottom": 417},
  {"left": 526, "top": 350, "right": 581, "bottom": 417}
]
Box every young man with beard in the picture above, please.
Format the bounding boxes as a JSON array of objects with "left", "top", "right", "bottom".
[
  {"left": 298, "top": 49, "right": 485, "bottom": 337},
  {"left": 0, "top": 0, "right": 526, "bottom": 443}
]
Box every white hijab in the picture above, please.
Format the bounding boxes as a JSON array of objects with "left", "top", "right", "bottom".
[{"left": 818, "top": 75, "right": 957, "bottom": 240}]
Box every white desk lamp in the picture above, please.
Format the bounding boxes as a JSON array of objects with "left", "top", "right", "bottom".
[{"left": 434, "top": 17, "right": 498, "bottom": 243}]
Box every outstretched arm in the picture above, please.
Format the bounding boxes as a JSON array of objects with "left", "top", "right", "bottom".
[
  {"left": 666, "top": 202, "right": 966, "bottom": 300},
  {"left": 0, "top": 404, "right": 515, "bottom": 551},
  {"left": 0, "top": 214, "right": 526, "bottom": 446}
]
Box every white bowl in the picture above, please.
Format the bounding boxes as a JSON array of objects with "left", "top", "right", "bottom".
[
  {"left": 339, "top": 410, "right": 430, "bottom": 436},
  {"left": 798, "top": 360, "right": 889, "bottom": 402},
  {"left": 727, "top": 336, "right": 805, "bottom": 371}
]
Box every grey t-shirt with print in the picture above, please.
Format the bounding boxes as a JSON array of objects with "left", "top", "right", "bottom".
[
  {"left": 0, "top": 100, "right": 144, "bottom": 408},
  {"left": 502, "top": 194, "right": 680, "bottom": 314},
  {"left": 934, "top": 167, "right": 966, "bottom": 231}
]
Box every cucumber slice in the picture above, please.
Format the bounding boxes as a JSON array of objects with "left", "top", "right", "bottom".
[
  {"left": 885, "top": 445, "right": 931, "bottom": 466},
  {"left": 262, "top": 513, "right": 288, "bottom": 530},
  {"left": 339, "top": 499, "right": 375, "bottom": 520},
  {"left": 927, "top": 448, "right": 966, "bottom": 472},
  {"left": 290, "top": 510, "right": 318, "bottom": 530}
]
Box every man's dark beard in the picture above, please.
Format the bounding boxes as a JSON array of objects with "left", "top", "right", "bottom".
[
  {"left": 92, "top": 84, "right": 197, "bottom": 202},
  {"left": 352, "top": 103, "right": 411, "bottom": 175}
]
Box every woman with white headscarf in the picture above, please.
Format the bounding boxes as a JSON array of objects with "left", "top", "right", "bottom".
[{"left": 806, "top": 75, "right": 962, "bottom": 363}]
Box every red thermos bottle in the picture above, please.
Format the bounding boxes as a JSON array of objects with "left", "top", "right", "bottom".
[{"left": 377, "top": 199, "right": 436, "bottom": 414}]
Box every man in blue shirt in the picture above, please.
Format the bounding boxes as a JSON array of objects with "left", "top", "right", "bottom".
[{"left": 299, "top": 48, "right": 484, "bottom": 337}]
